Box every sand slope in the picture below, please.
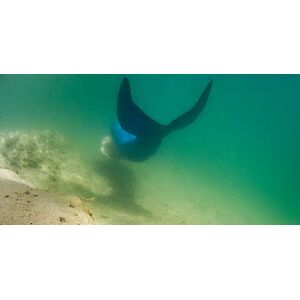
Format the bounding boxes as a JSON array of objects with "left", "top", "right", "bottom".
[{"left": 0, "top": 176, "right": 95, "bottom": 225}]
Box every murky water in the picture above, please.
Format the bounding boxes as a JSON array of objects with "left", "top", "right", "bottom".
[{"left": 0, "top": 74, "right": 299, "bottom": 224}]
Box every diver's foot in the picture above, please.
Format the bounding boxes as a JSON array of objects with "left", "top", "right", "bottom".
[
  {"left": 100, "top": 136, "right": 112, "bottom": 157},
  {"left": 100, "top": 136, "right": 121, "bottom": 159}
]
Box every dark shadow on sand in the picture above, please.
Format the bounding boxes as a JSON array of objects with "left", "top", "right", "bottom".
[{"left": 92, "top": 158, "right": 152, "bottom": 217}]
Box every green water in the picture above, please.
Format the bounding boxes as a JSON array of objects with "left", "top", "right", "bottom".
[{"left": 0, "top": 74, "right": 299, "bottom": 224}]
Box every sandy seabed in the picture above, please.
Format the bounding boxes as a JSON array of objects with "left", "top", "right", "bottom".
[
  {"left": 0, "top": 130, "right": 158, "bottom": 225},
  {"left": 0, "top": 130, "right": 101, "bottom": 225},
  {"left": 0, "top": 171, "right": 94, "bottom": 225},
  {"left": 0, "top": 130, "right": 243, "bottom": 225}
]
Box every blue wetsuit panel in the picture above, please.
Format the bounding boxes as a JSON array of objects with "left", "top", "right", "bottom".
[
  {"left": 111, "top": 121, "right": 136, "bottom": 146},
  {"left": 110, "top": 121, "right": 160, "bottom": 162}
]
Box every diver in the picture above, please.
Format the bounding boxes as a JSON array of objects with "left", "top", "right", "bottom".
[{"left": 100, "top": 77, "right": 213, "bottom": 162}]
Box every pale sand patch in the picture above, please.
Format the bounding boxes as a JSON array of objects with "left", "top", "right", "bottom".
[
  {"left": 0, "top": 175, "right": 94, "bottom": 225},
  {"left": 0, "top": 168, "right": 34, "bottom": 187}
]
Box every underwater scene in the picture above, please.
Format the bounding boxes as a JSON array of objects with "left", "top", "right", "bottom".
[{"left": 0, "top": 74, "right": 299, "bottom": 224}]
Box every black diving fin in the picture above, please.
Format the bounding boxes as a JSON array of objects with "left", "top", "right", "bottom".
[
  {"left": 117, "top": 77, "right": 212, "bottom": 140},
  {"left": 164, "top": 80, "right": 212, "bottom": 135},
  {"left": 117, "top": 77, "right": 164, "bottom": 140}
]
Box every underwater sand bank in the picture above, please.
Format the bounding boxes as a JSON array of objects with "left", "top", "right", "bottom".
[{"left": 0, "top": 171, "right": 94, "bottom": 225}]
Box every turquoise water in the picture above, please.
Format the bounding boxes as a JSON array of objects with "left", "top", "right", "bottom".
[{"left": 0, "top": 74, "right": 299, "bottom": 224}]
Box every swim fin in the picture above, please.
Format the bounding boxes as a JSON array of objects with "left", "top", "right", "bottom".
[
  {"left": 164, "top": 80, "right": 212, "bottom": 135},
  {"left": 117, "top": 77, "right": 164, "bottom": 140},
  {"left": 117, "top": 77, "right": 212, "bottom": 140}
]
